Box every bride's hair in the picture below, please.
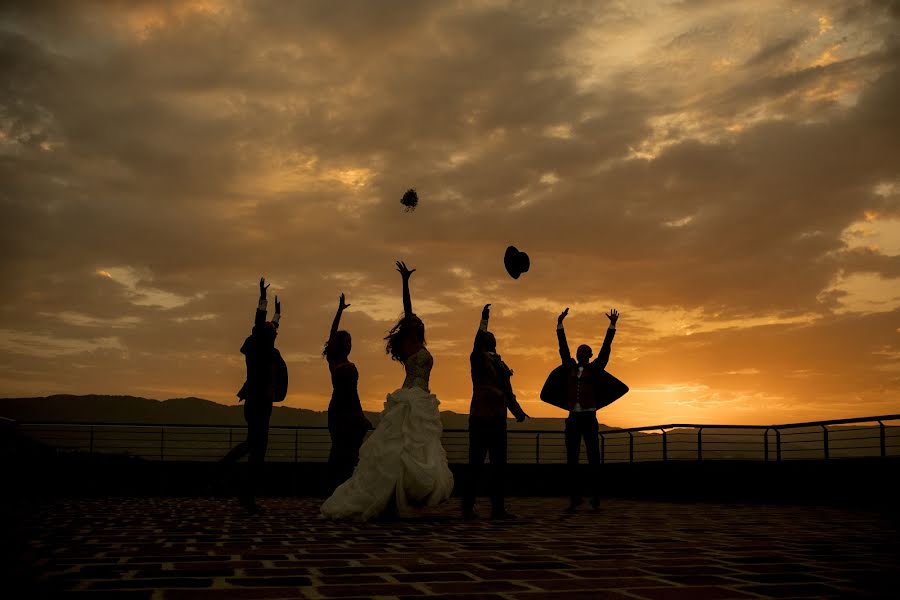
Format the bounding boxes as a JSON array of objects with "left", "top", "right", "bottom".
[{"left": 384, "top": 314, "right": 425, "bottom": 362}]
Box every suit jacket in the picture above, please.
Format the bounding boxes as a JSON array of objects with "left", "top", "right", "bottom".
[
  {"left": 237, "top": 307, "right": 288, "bottom": 404},
  {"left": 540, "top": 326, "right": 627, "bottom": 411},
  {"left": 469, "top": 325, "right": 526, "bottom": 420}
]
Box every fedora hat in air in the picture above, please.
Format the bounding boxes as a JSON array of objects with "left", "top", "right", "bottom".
[{"left": 504, "top": 246, "right": 530, "bottom": 279}]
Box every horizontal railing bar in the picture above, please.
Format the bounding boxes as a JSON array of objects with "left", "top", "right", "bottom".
[
  {"left": 11, "top": 414, "right": 899, "bottom": 465},
  {"left": 13, "top": 414, "right": 900, "bottom": 433},
  {"left": 16, "top": 422, "right": 331, "bottom": 430},
  {"left": 827, "top": 434, "right": 881, "bottom": 442},
  {"left": 608, "top": 415, "right": 900, "bottom": 433}
]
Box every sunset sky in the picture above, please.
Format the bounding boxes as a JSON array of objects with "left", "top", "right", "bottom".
[{"left": 1, "top": 0, "right": 898, "bottom": 426}]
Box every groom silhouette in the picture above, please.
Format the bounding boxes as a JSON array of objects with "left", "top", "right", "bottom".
[{"left": 542, "top": 307, "right": 622, "bottom": 512}]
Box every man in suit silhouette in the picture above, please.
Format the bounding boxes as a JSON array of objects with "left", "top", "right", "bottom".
[
  {"left": 219, "top": 277, "right": 287, "bottom": 514},
  {"left": 555, "top": 307, "right": 618, "bottom": 512},
  {"left": 462, "top": 304, "right": 528, "bottom": 520}
]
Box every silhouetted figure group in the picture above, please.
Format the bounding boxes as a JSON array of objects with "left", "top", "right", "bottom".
[
  {"left": 321, "top": 262, "right": 454, "bottom": 520},
  {"left": 219, "top": 262, "right": 625, "bottom": 520}
]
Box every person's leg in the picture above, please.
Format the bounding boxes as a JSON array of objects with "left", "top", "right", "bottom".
[
  {"left": 244, "top": 403, "right": 272, "bottom": 512},
  {"left": 488, "top": 419, "right": 510, "bottom": 518},
  {"left": 222, "top": 402, "right": 255, "bottom": 465},
  {"left": 327, "top": 427, "right": 354, "bottom": 493},
  {"left": 327, "top": 427, "right": 340, "bottom": 492},
  {"left": 219, "top": 439, "right": 250, "bottom": 465},
  {"left": 583, "top": 413, "right": 602, "bottom": 508},
  {"left": 328, "top": 424, "right": 365, "bottom": 492},
  {"left": 212, "top": 404, "right": 252, "bottom": 492},
  {"left": 564, "top": 415, "right": 583, "bottom": 511},
  {"left": 463, "top": 417, "right": 489, "bottom": 518}
]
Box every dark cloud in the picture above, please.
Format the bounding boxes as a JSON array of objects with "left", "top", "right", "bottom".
[
  {"left": 745, "top": 36, "right": 807, "bottom": 67},
  {"left": 1, "top": 0, "right": 898, "bottom": 424}
]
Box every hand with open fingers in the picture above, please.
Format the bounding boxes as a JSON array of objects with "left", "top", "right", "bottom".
[
  {"left": 339, "top": 293, "right": 350, "bottom": 311},
  {"left": 558, "top": 307, "right": 569, "bottom": 324},
  {"left": 396, "top": 261, "right": 416, "bottom": 279},
  {"left": 259, "top": 277, "right": 270, "bottom": 299},
  {"left": 606, "top": 308, "right": 619, "bottom": 325}
]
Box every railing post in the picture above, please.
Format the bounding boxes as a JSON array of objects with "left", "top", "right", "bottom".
[
  {"left": 228, "top": 427, "right": 233, "bottom": 448},
  {"left": 535, "top": 433, "right": 540, "bottom": 465},
  {"left": 294, "top": 429, "right": 299, "bottom": 463},
  {"left": 600, "top": 433, "right": 605, "bottom": 464},
  {"left": 89, "top": 425, "right": 95, "bottom": 457},
  {"left": 822, "top": 425, "right": 829, "bottom": 460},
  {"left": 697, "top": 428, "right": 703, "bottom": 462},
  {"left": 879, "top": 421, "right": 886, "bottom": 458},
  {"left": 160, "top": 428, "right": 165, "bottom": 461},
  {"left": 764, "top": 428, "right": 769, "bottom": 462},
  {"left": 628, "top": 432, "right": 634, "bottom": 463},
  {"left": 775, "top": 428, "right": 782, "bottom": 462},
  {"left": 661, "top": 428, "right": 667, "bottom": 462}
]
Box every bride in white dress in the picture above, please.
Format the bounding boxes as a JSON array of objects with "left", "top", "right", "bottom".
[{"left": 320, "top": 261, "right": 454, "bottom": 520}]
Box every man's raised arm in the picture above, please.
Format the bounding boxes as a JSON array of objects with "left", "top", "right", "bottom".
[
  {"left": 557, "top": 307, "right": 571, "bottom": 364},
  {"left": 593, "top": 309, "right": 618, "bottom": 369},
  {"left": 255, "top": 277, "right": 269, "bottom": 327}
]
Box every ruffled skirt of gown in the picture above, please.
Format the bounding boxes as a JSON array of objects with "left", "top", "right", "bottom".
[{"left": 320, "top": 386, "right": 454, "bottom": 521}]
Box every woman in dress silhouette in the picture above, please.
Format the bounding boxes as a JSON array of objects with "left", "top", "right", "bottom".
[
  {"left": 323, "top": 293, "right": 372, "bottom": 493},
  {"left": 321, "top": 261, "right": 454, "bottom": 520}
]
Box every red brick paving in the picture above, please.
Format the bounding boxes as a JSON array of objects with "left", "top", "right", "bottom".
[{"left": 6, "top": 496, "right": 898, "bottom": 598}]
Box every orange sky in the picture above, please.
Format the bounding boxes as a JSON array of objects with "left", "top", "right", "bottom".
[{"left": 1, "top": 0, "right": 898, "bottom": 426}]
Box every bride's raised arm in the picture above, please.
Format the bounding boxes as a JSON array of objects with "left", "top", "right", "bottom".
[{"left": 395, "top": 261, "right": 416, "bottom": 318}]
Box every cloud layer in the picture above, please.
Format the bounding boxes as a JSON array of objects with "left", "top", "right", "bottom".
[{"left": 2, "top": 0, "right": 899, "bottom": 425}]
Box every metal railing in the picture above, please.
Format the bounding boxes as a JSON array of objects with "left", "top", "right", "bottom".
[{"left": 4, "top": 414, "right": 899, "bottom": 464}]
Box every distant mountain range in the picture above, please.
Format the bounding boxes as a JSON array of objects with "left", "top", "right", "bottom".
[{"left": 0, "top": 394, "right": 586, "bottom": 432}]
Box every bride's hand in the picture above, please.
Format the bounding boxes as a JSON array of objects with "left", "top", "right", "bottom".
[{"left": 396, "top": 261, "right": 416, "bottom": 279}]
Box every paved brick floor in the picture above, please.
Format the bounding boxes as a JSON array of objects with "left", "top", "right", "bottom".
[{"left": 6, "top": 496, "right": 898, "bottom": 599}]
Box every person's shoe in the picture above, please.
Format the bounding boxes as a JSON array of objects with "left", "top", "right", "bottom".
[
  {"left": 490, "top": 510, "right": 517, "bottom": 521},
  {"left": 564, "top": 497, "right": 584, "bottom": 513},
  {"left": 590, "top": 496, "right": 601, "bottom": 510}
]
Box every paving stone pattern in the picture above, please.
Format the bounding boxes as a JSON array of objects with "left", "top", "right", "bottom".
[{"left": 9, "top": 497, "right": 898, "bottom": 599}]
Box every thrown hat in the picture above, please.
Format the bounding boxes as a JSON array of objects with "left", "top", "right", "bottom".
[
  {"left": 504, "top": 246, "right": 530, "bottom": 279},
  {"left": 400, "top": 188, "right": 418, "bottom": 211}
]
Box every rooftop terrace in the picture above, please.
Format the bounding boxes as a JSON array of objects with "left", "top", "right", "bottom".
[
  {"left": 3, "top": 414, "right": 898, "bottom": 598},
  {"left": 5, "top": 495, "right": 897, "bottom": 599}
]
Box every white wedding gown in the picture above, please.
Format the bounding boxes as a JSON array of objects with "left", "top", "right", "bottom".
[{"left": 320, "top": 347, "right": 454, "bottom": 520}]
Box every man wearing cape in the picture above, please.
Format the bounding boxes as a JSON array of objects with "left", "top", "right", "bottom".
[{"left": 539, "top": 308, "right": 627, "bottom": 511}]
